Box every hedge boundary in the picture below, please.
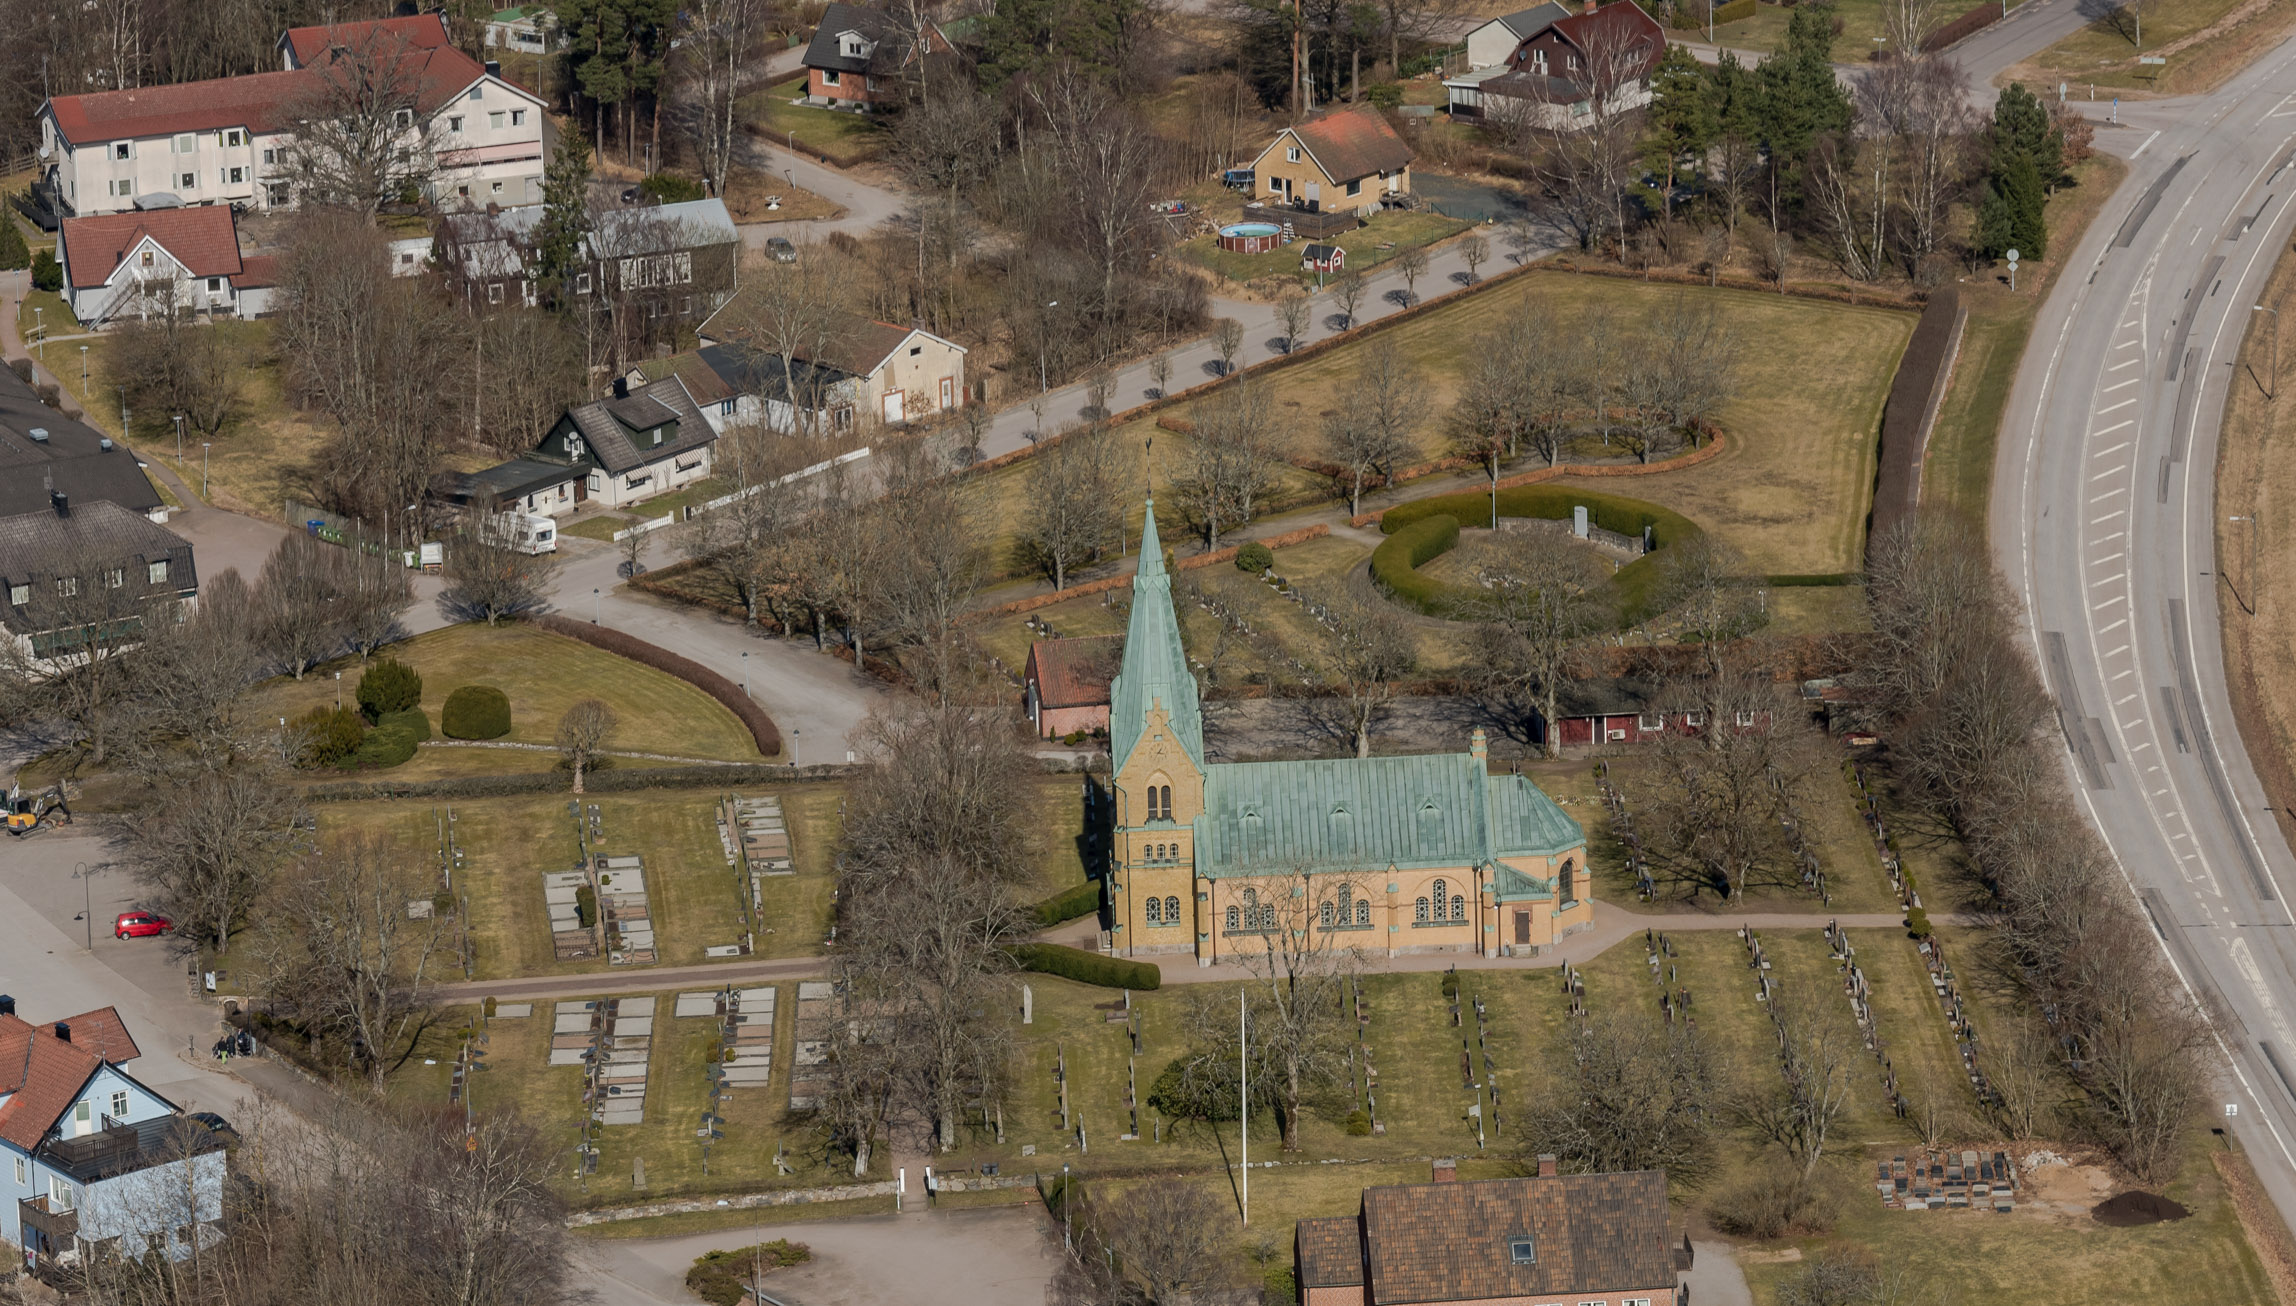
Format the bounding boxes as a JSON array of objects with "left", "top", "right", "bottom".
[
  {"left": 1671, "top": 0, "right": 1753, "bottom": 28},
  {"left": 1535, "top": 258, "right": 1927, "bottom": 312},
  {"left": 965, "top": 524, "right": 1332, "bottom": 622},
  {"left": 1870, "top": 286, "right": 1965, "bottom": 548},
  {"left": 1348, "top": 428, "right": 1728, "bottom": 528},
  {"left": 1032, "top": 880, "right": 1105, "bottom": 928},
  {"left": 536, "top": 615, "right": 782, "bottom": 757},
  {"left": 1009, "top": 942, "right": 1161, "bottom": 991},
  {"left": 1373, "top": 484, "right": 1704, "bottom": 623},
  {"left": 1922, "top": 0, "right": 2003, "bottom": 52}
]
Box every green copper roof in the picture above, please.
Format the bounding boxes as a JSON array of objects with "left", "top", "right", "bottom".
[
  {"left": 1109, "top": 499, "right": 1203, "bottom": 773},
  {"left": 1191, "top": 754, "right": 1583, "bottom": 879}
]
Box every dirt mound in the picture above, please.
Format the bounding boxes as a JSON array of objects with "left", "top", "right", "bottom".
[{"left": 2092, "top": 1191, "right": 2192, "bottom": 1227}]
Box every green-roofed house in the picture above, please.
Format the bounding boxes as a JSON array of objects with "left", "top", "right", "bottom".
[
  {"left": 1109, "top": 498, "right": 1591, "bottom": 965},
  {"left": 484, "top": 6, "right": 564, "bottom": 54}
]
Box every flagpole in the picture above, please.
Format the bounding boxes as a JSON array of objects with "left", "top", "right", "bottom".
[{"left": 1240, "top": 985, "right": 1249, "bottom": 1226}]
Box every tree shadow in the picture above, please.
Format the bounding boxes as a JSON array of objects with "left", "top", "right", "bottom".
[
  {"left": 1201, "top": 359, "right": 1232, "bottom": 377},
  {"left": 1450, "top": 271, "right": 1477, "bottom": 286},
  {"left": 1384, "top": 288, "right": 1415, "bottom": 308},
  {"left": 2076, "top": 0, "right": 2138, "bottom": 42},
  {"left": 1323, "top": 312, "right": 1354, "bottom": 332}
]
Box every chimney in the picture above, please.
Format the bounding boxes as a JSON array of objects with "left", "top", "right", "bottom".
[
  {"left": 0, "top": 994, "right": 14, "bottom": 1017},
  {"left": 28, "top": 426, "right": 48, "bottom": 443},
  {"left": 51, "top": 490, "right": 69, "bottom": 518},
  {"left": 612, "top": 376, "right": 630, "bottom": 399},
  {"left": 53, "top": 1022, "right": 71, "bottom": 1043},
  {"left": 1582, "top": 0, "right": 1597, "bottom": 12},
  {"left": 1470, "top": 727, "right": 1488, "bottom": 764},
  {"left": 99, "top": 437, "right": 113, "bottom": 451},
  {"left": 485, "top": 59, "right": 502, "bottom": 78},
  {"left": 1536, "top": 1153, "right": 1558, "bottom": 1178},
  {"left": 1432, "top": 1158, "right": 1458, "bottom": 1184}
]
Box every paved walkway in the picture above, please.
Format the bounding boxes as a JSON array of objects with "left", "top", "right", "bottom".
[{"left": 436, "top": 900, "right": 1929, "bottom": 1002}]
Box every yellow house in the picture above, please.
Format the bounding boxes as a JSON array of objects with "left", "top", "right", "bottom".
[
  {"left": 1106, "top": 499, "right": 1591, "bottom": 964},
  {"left": 1244, "top": 107, "right": 1416, "bottom": 217}
]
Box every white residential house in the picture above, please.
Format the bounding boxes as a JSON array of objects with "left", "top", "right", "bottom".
[
  {"left": 0, "top": 1000, "right": 228, "bottom": 1270},
  {"left": 56, "top": 204, "right": 274, "bottom": 327},
  {"left": 698, "top": 305, "right": 967, "bottom": 428},
  {"left": 455, "top": 376, "right": 719, "bottom": 519},
  {"left": 483, "top": 6, "right": 565, "bottom": 52},
  {"left": 37, "top": 13, "right": 547, "bottom": 220},
  {"left": 1462, "top": 2, "right": 1572, "bottom": 69}
]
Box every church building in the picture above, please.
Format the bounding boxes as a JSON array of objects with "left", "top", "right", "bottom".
[{"left": 1107, "top": 500, "right": 1594, "bottom": 964}]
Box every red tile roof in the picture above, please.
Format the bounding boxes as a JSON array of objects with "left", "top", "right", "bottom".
[
  {"left": 1281, "top": 107, "right": 1415, "bottom": 185},
  {"left": 1358, "top": 1171, "right": 1674, "bottom": 1304},
  {"left": 280, "top": 14, "right": 452, "bottom": 67},
  {"left": 0, "top": 1008, "right": 143, "bottom": 1152},
  {"left": 46, "top": 15, "right": 495, "bottom": 146},
  {"left": 233, "top": 253, "right": 281, "bottom": 289},
  {"left": 61, "top": 206, "right": 244, "bottom": 290},
  {"left": 1027, "top": 636, "right": 1122, "bottom": 710}
]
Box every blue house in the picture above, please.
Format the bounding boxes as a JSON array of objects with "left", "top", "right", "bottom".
[{"left": 0, "top": 998, "right": 226, "bottom": 1270}]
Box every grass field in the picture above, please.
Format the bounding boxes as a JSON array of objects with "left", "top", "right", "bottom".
[
  {"left": 254, "top": 624, "right": 767, "bottom": 766},
  {"left": 17, "top": 289, "right": 76, "bottom": 338},
  {"left": 1172, "top": 210, "right": 1470, "bottom": 290},
  {"left": 1999, "top": 0, "right": 2296, "bottom": 95},
  {"left": 736, "top": 79, "right": 890, "bottom": 167},
  {"left": 1922, "top": 155, "right": 2128, "bottom": 520},
  {"left": 1699, "top": 0, "right": 1992, "bottom": 57}
]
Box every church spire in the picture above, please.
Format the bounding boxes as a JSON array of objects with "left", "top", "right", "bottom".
[{"left": 1109, "top": 496, "right": 1203, "bottom": 773}]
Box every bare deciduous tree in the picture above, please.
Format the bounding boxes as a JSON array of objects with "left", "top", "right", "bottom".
[
  {"left": 670, "top": 0, "right": 771, "bottom": 196},
  {"left": 1173, "top": 381, "right": 1277, "bottom": 548},
  {"left": 1460, "top": 233, "right": 1489, "bottom": 282},
  {"left": 1526, "top": 1008, "right": 1715, "bottom": 1181},
  {"left": 276, "top": 29, "right": 441, "bottom": 218},
  {"left": 1468, "top": 529, "right": 1608, "bottom": 756},
  {"left": 1211, "top": 317, "right": 1245, "bottom": 375},
  {"left": 1735, "top": 983, "right": 1859, "bottom": 1180},
  {"left": 1332, "top": 267, "right": 1369, "bottom": 328},
  {"left": 1275, "top": 289, "right": 1311, "bottom": 353},
  {"left": 256, "top": 532, "right": 347, "bottom": 680},
  {"left": 556, "top": 698, "right": 616, "bottom": 794},
  {"left": 116, "top": 757, "right": 307, "bottom": 956},
  {"left": 1323, "top": 588, "right": 1417, "bottom": 757},
  {"left": 1052, "top": 1180, "right": 1251, "bottom": 1306},
  {"left": 1636, "top": 667, "right": 1818, "bottom": 899},
  {"left": 1021, "top": 423, "right": 1123, "bottom": 591},
  {"left": 437, "top": 514, "right": 556, "bottom": 627},
  {"left": 107, "top": 289, "right": 244, "bottom": 436}
]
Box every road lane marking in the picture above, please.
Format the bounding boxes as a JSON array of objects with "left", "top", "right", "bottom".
[
  {"left": 2100, "top": 398, "right": 2138, "bottom": 413},
  {"left": 2100, "top": 617, "right": 2131, "bottom": 633},
  {"left": 2091, "top": 467, "right": 2128, "bottom": 481},
  {"left": 2120, "top": 694, "right": 2141, "bottom": 706},
  {"left": 2106, "top": 378, "right": 2142, "bottom": 392},
  {"left": 2095, "top": 419, "right": 2137, "bottom": 435},
  {"left": 2093, "top": 489, "right": 2128, "bottom": 502},
  {"left": 2111, "top": 357, "right": 2141, "bottom": 370},
  {"left": 2097, "top": 442, "right": 2133, "bottom": 457}
]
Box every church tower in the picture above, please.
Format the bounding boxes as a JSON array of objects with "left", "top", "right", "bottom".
[{"left": 1108, "top": 499, "right": 1205, "bottom": 955}]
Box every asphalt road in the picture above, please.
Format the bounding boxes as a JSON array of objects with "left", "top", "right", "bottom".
[{"left": 1994, "top": 31, "right": 2296, "bottom": 1235}]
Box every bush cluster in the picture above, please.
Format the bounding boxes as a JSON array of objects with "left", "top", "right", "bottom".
[
  {"left": 356, "top": 658, "right": 423, "bottom": 721},
  {"left": 685, "top": 1242, "right": 811, "bottom": 1306},
  {"left": 574, "top": 884, "right": 597, "bottom": 929},
  {"left": 1031, "top": 880, "right": 1104, "bottom": 928},
  {"left": 351, "top": 706, "right": 430, "bottom": 769},
  {"left": 1234, "top": 541, "right": 1274, "bottom": 573},
  {"left": 537, "top": 615, "right": 781, "bottom": 756},
  {"left": 1009, "top": 943, "right": 1161, "bottom": 991},
  {"left": 441, "top": 685, "right": 512, "bottom": 740},
  {"left": 296, "top": 704, "right": 367, "bottom": 767}
]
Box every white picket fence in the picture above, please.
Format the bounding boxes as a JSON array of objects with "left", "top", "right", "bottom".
[{"left": 608, "top": 446, "right": 871, "bottom": 542}]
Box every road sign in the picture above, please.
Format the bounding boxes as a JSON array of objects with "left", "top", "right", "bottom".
[
  {"left": 2006, "top": 250, "right": 2019, "bottom": 265},
  {"left": 2228, "top": 1102, "right": 2242, "bottom": 1117},
  {"left": 2139, "top": 55, "right": 2166, "bottom": 64}
]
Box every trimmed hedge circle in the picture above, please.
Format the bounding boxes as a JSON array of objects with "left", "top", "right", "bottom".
[
  {"left": 441, "top": 685, "right": 513, "bottom": 740},
  {"left": 1372, "top": 485, "right": 1704, "bottom": 625}
]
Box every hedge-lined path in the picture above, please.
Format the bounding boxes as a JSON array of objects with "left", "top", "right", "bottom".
[
  {"left": 433, "top": 900, "right": 1958, "bottom": 1003},
  {"left": 416, "top": 739, "right": 757, "bottom": 767}
]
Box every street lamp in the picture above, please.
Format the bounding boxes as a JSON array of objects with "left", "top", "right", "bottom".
[
  {"left": 2255, "top": 305, "right": 2280, "bottom": 401},
  {"left": 72, "top": 862, "right": 93, "bottom": 952},
  {"left": 173, "top": 413, "right": 184, "bottom": 461},
  {"left": 79, "top": 344, "right": 87, "bottom": 386},
  {"left": 593, "top": 587, "right": 600, "bottom": 623},
  {"left": 335, "top": 670, "right": 343, "bottom": 707},
  {"left": 201, "top": 442, "right": 212, "bottom": 496},
  {"left": 741, "top": 650, "right": 749, "bottom": 697},
  {"left": 791, "top": 728, "right": 800, "bottom": 769},
  {"left": 1040, "top": 301, "right": 1059, "bottom": 392},
  {"left": 2230, "top": 515, "right": 2260, "bottom": 616},
  {"left": 33, "top": 306, "right": 42, "bottom": 358}
]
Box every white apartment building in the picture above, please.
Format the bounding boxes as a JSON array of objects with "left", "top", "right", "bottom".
[{"left": 38, "top": 14, "right": 546, "bottom": 220}]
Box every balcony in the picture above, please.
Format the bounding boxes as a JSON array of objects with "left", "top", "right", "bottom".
[{"left": 19, "top": 1194, "right": 79, "bottom": 1244}]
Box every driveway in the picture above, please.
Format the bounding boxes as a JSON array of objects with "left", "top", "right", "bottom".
[{"left": 575, "top": 1204, "right": 1057, "bottom": 1306}]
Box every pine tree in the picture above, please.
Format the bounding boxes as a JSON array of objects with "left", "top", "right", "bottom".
[
  {"left": 0, "top": 208, "right": 29, "bottom": 272},
  {"left": 1644, "top": 45, "right": 1718, "bottom": 218},
  {"left": 1751, "top": 4, "right": 1853, "bottom": 219},
  {"left": 1974, "top": 83, "right": 2060, "bottom": 261},
  {"left": 530, "top": 135, "right": 594, "bottom": 308}
]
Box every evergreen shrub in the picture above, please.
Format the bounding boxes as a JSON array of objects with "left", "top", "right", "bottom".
[{"left": 442, "top": 685, "right": 512, "bottom": 739}]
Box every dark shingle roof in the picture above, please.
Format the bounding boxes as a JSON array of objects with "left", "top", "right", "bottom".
[
  {"left": 1361, "top": 1172, "right": 1674, "bottom": 1304},
  {"left": 0, "top": 501, "right": 197, "bottom": 594},
  {"left": 1296, "top": 1216, "right": 1365, "bottom": 1289},
  {"left": 695, "top": 343, "right": 856, "bottom": 405},
  {"left": 1493, "top": 1, "right": 1572, "bottom": 37},
  {"left": 564, "top": 377, "right": 716, "bottom": 475},
  {"left": 803, "top": 3, "right": 913, "bottom": 76},
  {"left": 1279, "top": 107, "right": 1415, "bottom": 185},
  {"left": 0, "top": 367, "right": 163, "bottom": 519}
]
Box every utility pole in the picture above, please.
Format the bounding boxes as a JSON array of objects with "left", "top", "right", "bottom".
[
  {"left": 2230, "top": 515, "right": 2259, "bottom": 616},
  {"left": 1239, "top": 986, "right": 1249, "bottom": 1226}
]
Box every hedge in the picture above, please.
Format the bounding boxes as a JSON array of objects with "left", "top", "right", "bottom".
[
  {"left": 1766, "top": 573, "right": 1860, "bottom": 587},
  {"left": 1920, "top": 0, "right": 2001, "bottom": 52},
  {"left": 1871, "top": 286, "right": 1962, "bottom": 546},
  {"left": 1369, "top": 514, "right": 1463, "bottom": 614},
  {"left": 1671, "top": 0, "right": 1753, "bottom": 26},
  {"left": 353, "top": 721, "right": 423, "bottom": 769},
  {"left": 1009, "top": 943, "right": 1161, "bottom": 991},
  {"left": 357, "top": 658, "right": 422, "bottom": 721},
  {"left": 379, "top": 706, "right": 432, "bottom": 742},
  {"left": 1033, "top": 880, "right": 1104, "bottom": 928},
  {"left": 536, "top": 615, "right": 782, "bottom": 757},
  {"left": 1377, "top": 485, "right": 1704, "bottom": 623},
  {"left": 442, "top": 685, "right": 512, "bottom": 740}
]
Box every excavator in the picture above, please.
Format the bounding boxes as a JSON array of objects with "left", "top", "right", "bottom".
[{"left": 5, "top": 782, "right": 70, "bottom": 836}]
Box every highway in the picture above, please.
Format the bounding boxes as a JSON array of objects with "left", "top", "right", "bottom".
[{"left": 1994, "top": 31, "right": 2296, "bottom": 1232}]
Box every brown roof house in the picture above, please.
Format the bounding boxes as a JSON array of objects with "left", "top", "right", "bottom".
[
  {"left": 1297, "top": 1163, "right": 1680, "bottom": 1306},
  {"left": 1025, "top": 635, "right": 1121, "bottom": 739},
  {"left": 56, "top": 204, "right": 274, "bottom": 328},
  {"left": 700, "top": 304, "right": 968, "bottom": 429},
  {"left": 1446, "top": 0, "right": 1666, "bottom": 129},
  {"left": 1245, "top": 107, "right": 1415, "bottom": 217},
  {"left": 801, "top": 2, "right": 956, "bottom": 111}
]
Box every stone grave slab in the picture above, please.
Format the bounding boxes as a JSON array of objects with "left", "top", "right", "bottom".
[
  {"left": 494, "top": 1003, "right": 532, "bottom": 1019},
  {"left": 675, "top": 992, "right": 718, "bottom": 1018}
]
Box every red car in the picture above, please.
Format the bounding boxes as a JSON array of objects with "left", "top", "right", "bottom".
[{"left": 114, "top": 911, "right": 172, "bottom": 939}]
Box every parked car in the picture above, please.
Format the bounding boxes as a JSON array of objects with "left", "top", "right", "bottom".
[
  {"left": 765, "top": 236, "right": 797, "bottom": 264},
  {"left": 187, "top": 1111, "right": 239, "bottom": 1142},
  {"left": 114, "top": 910, "right": 172, "bottom": 939}
]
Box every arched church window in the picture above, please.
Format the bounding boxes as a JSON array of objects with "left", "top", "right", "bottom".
[
  {"left": 1431, "top": 879, "right": 1448, "bottom": 913},
  {"left": 1414, "top": 897, "right": 1429, "bottom": 923},
  {"left": 1356, "top": 899, "right": 1371, "bottom": 926},
  {"left": 1560, "top": 858, "right": 1576, "bottom": 902},
  {"left": 1451, "top": 895, "right": 1466, "bottom": 921},
  {"left": 1145, "top": 896, "right": 1163, "bottom": 924},
  {"left": 1320, "top": 901, "right": 1334, "bottom": 929},
  {"left": 1165, "top": 895, "right": 1181, "bottom": 922},
  {"left": 1225, "top": 905, "right": 1239, "bottom": 931}
]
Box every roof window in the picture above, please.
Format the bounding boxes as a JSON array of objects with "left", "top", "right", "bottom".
[{"left": 1508, "top": 1236, "right": 1536, "bottom": 1265}]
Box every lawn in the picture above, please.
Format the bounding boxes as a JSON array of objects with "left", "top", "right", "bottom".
[
  {"left": 1922, "top": 154, "right": 2128, "bottom": 521},
  {"left": 252, "top": 623, "right": 767, "bottom": 765},
  {"left": 17, "top": 289, "right": 77, "bottom": 340},
  {"left": 1699, "top": 0, "right": 1993, "bottom": 58},
  {"left": 735, "top": 78, "right": 890, "bottom": 167},
  {"left": 1172, "top": 209, "right": 1472, "bottom": 290},
  {"left": 323, "top": 791, "right": 749, "bottom": 977},
  {"left": 1997, "top": 0, "right": 2296, "bottom": 95}
]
